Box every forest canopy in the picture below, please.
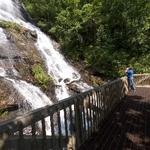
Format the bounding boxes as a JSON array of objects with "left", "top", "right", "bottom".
[{"left": 21, "top": 0, "right": 150, "bottom": 78}]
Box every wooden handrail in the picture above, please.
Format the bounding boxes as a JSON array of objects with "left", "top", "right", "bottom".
[
  {"left": 0, "top": 74, "right": 149, "bottom": 150},
  {"left": 134, "top": 74, "right": 150, "bottom": 85}
]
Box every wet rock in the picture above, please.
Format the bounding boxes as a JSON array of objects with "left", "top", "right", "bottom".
[
  {"left": 0, "top": 104, "right": 18, "bottom": 113},
  {"left": 0, "top": 55, "right": 8, "bottom": 59},
  {"left": 6, "top": 32, "right": 12, "bottom": 40},
  {"left": 6, "top": 69, "right": 14, "bottom": 76},
  {"left": 58, "top": 78, "right": 63, "bottom": 82},
  {"left": 30, "top": 31, "right": 37, "bottom": 39},
  {"left": 72, "top": 72, "right": 79, "bottom": 79},
  {"left": 51, "top": 40, "right": 60, "bottom": 50},
  {"left": 64, "top": 78, "right": 70, "bottom": 83},
  {"left": 0, "top": 79, "right": 21, "bottom": 108},
  {"left": 13, "top": 56, "right": 21, "bottom": 60},
  {"left": 68, "top": 84, "right": 80, "bottom": 93},
  {"left": 25, "top": 30, "right": 37, "bottom": 40}
]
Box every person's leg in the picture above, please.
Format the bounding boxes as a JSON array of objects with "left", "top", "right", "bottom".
[
  {"left": 127, "top": 78, "right": 132, "bottom": 90},
  {"left": 130, "top": 78, "right": 136, "bottom": 92}
]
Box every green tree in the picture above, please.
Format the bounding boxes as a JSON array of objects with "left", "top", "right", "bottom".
[{"left": 21, "top": 0, "right": 150, "bottom": 78}]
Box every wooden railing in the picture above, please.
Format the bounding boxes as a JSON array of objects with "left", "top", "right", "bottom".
[
  {"left": 0, "top": 74, "right": 149, "bottom": 150},
  {"left": 134, "top": 74, "right": 150, "bottom": 86}
]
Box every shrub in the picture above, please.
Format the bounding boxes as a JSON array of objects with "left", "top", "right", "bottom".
[
  {"left": 32, "top": 64, "right": 53, "bottom": 89},
  {"left": 0, "top": 21, "right": 21, "bottom": 31}
]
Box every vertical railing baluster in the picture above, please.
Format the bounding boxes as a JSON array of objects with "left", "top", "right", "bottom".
[
  {"left": 50, "top": 114, "right": 56, "bottom": 150},
  {"left": 69, "top": 104, "right": 73, "bottom": 136},
  {"left": 31, "top": 122, "right": 36, "bottom": 149},
  {"left": 0, "top": 132, "right": 10, "bottom": 150},
  {"left": 97, "top": 90, "right": 101, "bottom": 125},
  {"left": 41, "top": 118, "right": 46, "bottom": 150},
  {"left": 57, "top": 110, "right": 62, "bottom": 149},
  {"left": 88, "top": 93, "right": 92, "bottom": 135},
  {"left": 91, "top": 91, "right": 95, "bottom": 132},
  {"left": 74, "top": 97, "right": 82, "bottom": 149},
  {"left": 18, "top": 124, "right": 24, "bottom": 150},
  {"left": 95, "top": 91, "right": 98, "bottom": 131},
  {"left": 106, "top": 87, "right": 110, "bottom": 112},
  {"left": 82, "top": 95, "right": 87, "bottom": 140},
  {"left": 95, "top": 91, "right": 99, "bottom": 130},
  {"left": 67, "top": 103, "right": 75, "bottom": 150},
  {"left": 86, "top": 95, "right": 90, "bottom": 138},
  {"left": 99, "top": 90, "right": 102, "bottom": 123},
  {"left": 102, "top": 87, "right": 106, "bottom": 117},
  {"left": 64, "top": 107, "right": 68, "bottom": 142},
  {"left": 100, "top": 89, "right": 104, "bottom": 121},
  {"left": 79, "top": 96, "right": 84, "bottom": 143},
  {"left": 109, "top": 85, "right": 112, "bottom": 109},
  {"left": 96, "top": 90, "right": 100, "bottom": 125}
]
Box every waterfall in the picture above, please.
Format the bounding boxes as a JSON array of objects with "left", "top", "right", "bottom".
[
  {"left": 0, "top": 0, "right": 24, "bottom": 21},
  {"left": 0, "top": 0, "right": 91, "bottom": 101},
  {"left": 0, "top": 27, "right": 53, "bottom": 134},
  {"left": 0, "top": 26, "right": 53, "bottom": 108},
  {"left": 0, "top": 0, "right": 92, "bottom": 135}
]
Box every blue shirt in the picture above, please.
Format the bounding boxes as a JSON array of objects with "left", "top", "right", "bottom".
[{"left": 127, "top": 69, "right": 134, "bottom": 78}]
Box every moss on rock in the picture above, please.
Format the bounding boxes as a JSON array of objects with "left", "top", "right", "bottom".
[{"left": 0, "top": 21, "right": 21, "bottom": 32}]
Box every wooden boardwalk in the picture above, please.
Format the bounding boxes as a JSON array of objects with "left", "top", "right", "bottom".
[{"left": 79, "top": 87, "right": 150, "bottom": 150}]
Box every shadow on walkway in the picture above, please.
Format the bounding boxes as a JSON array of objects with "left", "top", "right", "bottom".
[{"left": 79, "top": 87, "right": 150, "bottom": 150}]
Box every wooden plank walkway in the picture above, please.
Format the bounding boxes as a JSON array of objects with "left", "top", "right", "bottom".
[{"left": 79, "top": 87, "right": 150, "bottom": 150}]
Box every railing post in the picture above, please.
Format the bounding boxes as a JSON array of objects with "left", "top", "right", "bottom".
[
  {"left": 67, "top": 103, "right": 75, "bottom": 150},
  {"left": 41, "top": 118, "right": 46, "bottom": 150},
  {"left": 74, "top": 97, "right": 83, "bottom": 149},
  {"left": 18, "top": 123, "right": 24, "bottom": 150},
  {"left": 31, "top": 122, "right": 37, "bottom": 149},
  {"left": 0, "top": 133, "right": 9, "bottom": 150}
]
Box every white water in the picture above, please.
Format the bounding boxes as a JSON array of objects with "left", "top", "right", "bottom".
[
  {"left": 7, "top": 78, "right": 53, "bottom": 135},
  {"left": 0, "top": 27, "right": 19, "bottom": 76},
  {"left": 8, "top": 79, "right": 53, "bottom": 110},
  {"left": 0, "top": 0, "right": 24, "bottom": 21},
  {"left": 0, "top": 67, "right": 6, "bottom": 76}
]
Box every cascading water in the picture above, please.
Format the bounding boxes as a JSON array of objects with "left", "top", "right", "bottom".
[
  {"left": 7, "top": 78, "right": 52, "bottom": 135},
  {"left": 0, "top": 27, "right": 53, "bottom": 134},
  {"left": 0, "top": 27, "right": 53, "bottom": 108},
  {"left": 0, "top": 27, "right": 19, "bottom": 76},
  {"left": 0, "top": 0, "right": 24, "bottom": 21},
  {"left": 0, "top": 0, "right": 92, "bottom": 135}
]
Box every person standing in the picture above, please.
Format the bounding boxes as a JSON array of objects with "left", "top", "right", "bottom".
[{"left": 125, "top": 67, "right": 136, "bottom": 92}]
